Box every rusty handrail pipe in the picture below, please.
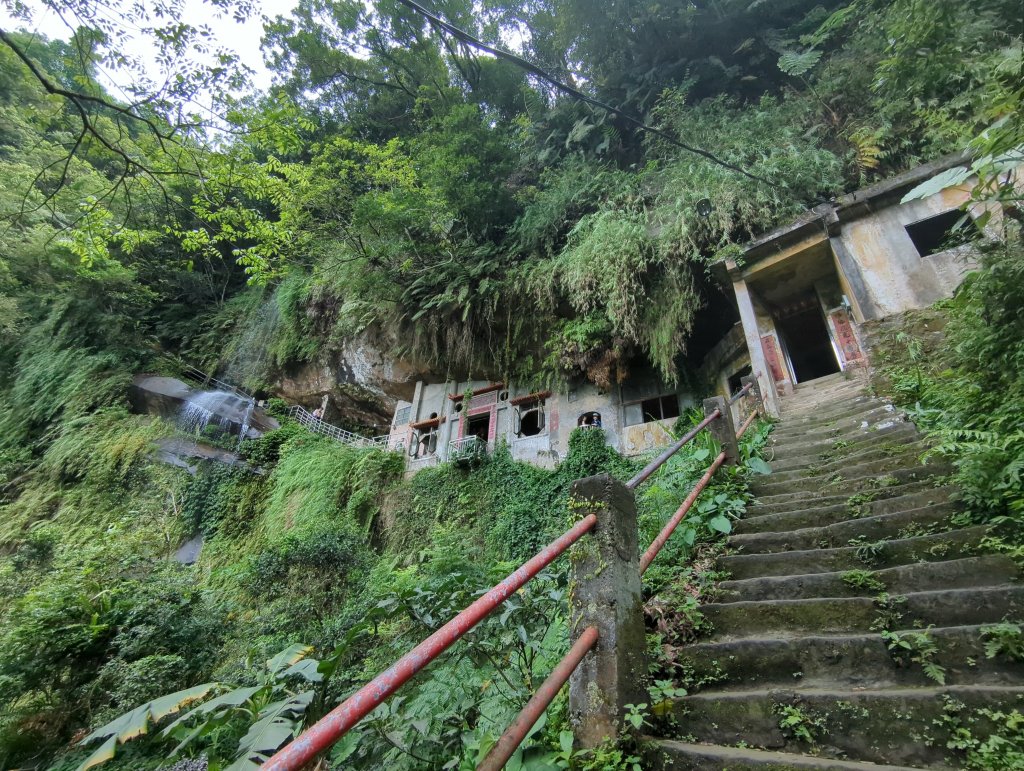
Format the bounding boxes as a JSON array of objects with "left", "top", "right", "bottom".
[
  {"left": 727, "top": 381, "right": 753, "bottom": 406},
  {"left": 625, "top": 409, "right": 721, "bottom": 490},
  {"left": 736, "top": 410, "right": 758, "bottom": 439},
  {"left": 477, "top": 626, "right": 600, "bottom": 771},
  {"left": 639, "top": 452, "right": 727, "bottom": 573},
  {"left": 261, "top": 514, "right": 599, "bottom": 771}
]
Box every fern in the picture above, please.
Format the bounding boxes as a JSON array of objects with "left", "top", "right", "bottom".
[{"left": 778, "top": 49, "right": 822, "bottom": 77}]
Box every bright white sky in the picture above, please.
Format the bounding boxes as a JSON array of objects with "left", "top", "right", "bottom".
[{"left": 1, "top": 0, "right": 296, "bottom": 96}]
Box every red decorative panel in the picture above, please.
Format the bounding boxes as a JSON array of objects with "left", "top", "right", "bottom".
[
  {"left": 549, "top": 408, "right": 559, "bottom": 433},
  {"left": 760, "top": 335, "right": 787, "bottom": 384},
  {"left": 829, "top": 308, "right": 864, "bottom": 364}
]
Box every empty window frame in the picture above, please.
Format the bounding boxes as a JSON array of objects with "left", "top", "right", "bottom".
[
  {"left": 514, "top": 403, "right": 546, "bottom": 437},
  {"left": 905, "top": 210, "right": 981, "bottom": 257},
  {"left": 623, "top": 393, "right": 681, "bottom": 426}
]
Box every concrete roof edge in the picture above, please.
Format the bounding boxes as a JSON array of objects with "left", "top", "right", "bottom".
[
  {"left": 833, "top": 151, "right": 970, "bottom": 219},
  {"left": 735, "top": 152, "right": 971, "bottom": 263}
]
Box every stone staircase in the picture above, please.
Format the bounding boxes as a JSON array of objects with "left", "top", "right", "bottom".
[{"left": 647, "top": 372, "right": 1024, "bottom": 769}]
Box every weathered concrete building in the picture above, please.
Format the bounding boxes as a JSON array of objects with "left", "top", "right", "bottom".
[
  {"left": 390, "top": 155, "right": 987, "bottom": 473},
  {"left": 727, "top": 154, "right": 987, "bottom": 416},
  {"left": 386, "top": 368, "right": 736, "bottom": 473}
]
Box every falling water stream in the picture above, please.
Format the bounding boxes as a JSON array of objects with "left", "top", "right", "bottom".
[{"left": 177, "top": 390, "right": 257, "bottom": 451}]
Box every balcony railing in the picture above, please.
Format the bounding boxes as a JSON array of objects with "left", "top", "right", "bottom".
[{"left": 448, "top": 434, "right": 488, "bottom": 462}]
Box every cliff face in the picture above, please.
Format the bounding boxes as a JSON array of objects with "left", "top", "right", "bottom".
[{"left": 271, "top": 332, "right": 434, "bottom": 429}]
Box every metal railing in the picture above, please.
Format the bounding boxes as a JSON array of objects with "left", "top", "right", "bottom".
[
  {"left": 448, "top": 434, "right": 489, "bottom": 461},
  {"left": 287, "top": 405, "right": 391, "bottom": 450},
  {"left": 263, "top": 378, "right": 766, "bottom": 771},
  {"left": 176, "top": 362, "right": 254, "bottom": 401}
]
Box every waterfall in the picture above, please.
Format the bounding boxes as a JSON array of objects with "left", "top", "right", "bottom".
[
  {"left": 237, "top": 398, "right": 256, "bottom": 451},
  {"left": 178, "top": 391, "right": 246, "bottom": 438}
]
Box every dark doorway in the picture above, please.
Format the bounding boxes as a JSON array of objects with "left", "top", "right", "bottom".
[
  {"left": 467, "top": 413, "right": 490, "bottom": 442},
  {"left": 775, "top": 305, "right": 840, "bottom": 383},
  {"left": 728, "top": 365, "right": 752, "bottom": 397}
]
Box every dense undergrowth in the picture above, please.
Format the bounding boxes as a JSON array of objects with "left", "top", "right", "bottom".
[
  {"left": 868, "top": 240, "right": 1024, "bottom": 539},
  {"left": 0, "top": 407, "right": 770, "bottom": 770},
  {"left": 0, "top": 0, "right": 1021, "bottom": 768}
]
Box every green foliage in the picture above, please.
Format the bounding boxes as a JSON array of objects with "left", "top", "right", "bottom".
[
  {"left": 774, "top": 703, "right": 828, "bottom": 745},
  {"left": 980, "top": 621, "right": 1024, "bottom": 662},
  {"left": 842, "top": 569, "right": 887, "bottom": 593},
  {"left": 938, "top": 698, "right": 1024, "bottom": 770},
  {"left": 882, "top": 627, "right": 947, "bottom": 684}
]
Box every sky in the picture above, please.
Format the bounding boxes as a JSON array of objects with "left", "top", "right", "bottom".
[{"left": 0, "top": 0, "right": 295, "bottom": 96}]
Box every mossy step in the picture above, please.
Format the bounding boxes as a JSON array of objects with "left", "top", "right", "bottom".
[
  {"left": 729, "top": 502, "right": 958, "bottom": 554},
  {"left": 762, "top": 440, "right": 933, "bottom": 483},
  {"left": 716, "top": 555, "right": 1017, "bottom": 602},
  {"left": 768, "top": 436, "right": 928, "bottom": 474},
  {"left": 675, "top": 624, "right": 1024, "bottom": 693},
  {"left": 737, "top": 486, "right": 957, "bottom": 535},
  {"left": 748, "top": 460, "right": 946, "bottom": 498},
  {"left": 745, "top": 478, "right": 940, "bottom": 517},
  {"left": 770, "top": 414, "right": 908, "bottom": 446},
  {"left": 778, "top": 396, "right": 887, "bottom": 424},
  {"left": 767, "top": 423, "right": 918, "bottom": 463},
  {"left": 771, "top": 405, "right": 902, "bottom": 438},
  {"left": 644, "top": 739, "right": 923, "bottom": 770},
  {"left": 719, "top": 526, "right": 988, "bottom": 580},
  {"left": 702, "top": 585, "right": 1024, "bottom": 640},
  {"left": 667, "top": 684, "right": 1024, "bottom": 768}
]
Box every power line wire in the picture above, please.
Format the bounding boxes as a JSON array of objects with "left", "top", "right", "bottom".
[{"left": 394, "top": 0, "right": 782, "bottom": 189}]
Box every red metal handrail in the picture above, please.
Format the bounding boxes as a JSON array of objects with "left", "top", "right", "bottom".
[
  {"left": 640, "top": 451, "right": 727, "bottom": 573},
  {"left": 477, "top": 626, "right": 600, "bottom": 771},
  {"left": 625, "top": 409, "right": 721, "bottom": 489},
  {"left": 736, "top": 409, "right": 758, "bottom": 439},
  {"left": 727, "top": 380, "right": 753, "bottom": 406},
  {"left": 262, "top": 514, "right": 598, "bottom": 771}
]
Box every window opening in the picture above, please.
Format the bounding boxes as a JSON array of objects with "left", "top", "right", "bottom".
[
  {"left": 394, "top": 405, "right": 411, "bottom": 425},
  {"left": 515, "top": 405, "right": 545, "bottom": 437},
  {"left": 577, "top": 411, "right": 603, "bottom": 429},
  {"left": 905, "top": 210, "right": 981, "bottom": 257},
  {"left": 624, "top": 394, "right": 679, "bottom": 426}
]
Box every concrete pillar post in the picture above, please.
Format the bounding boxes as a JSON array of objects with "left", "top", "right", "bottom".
[
  {"left": 703, "top": 395, "right": 739, "bottom": 464},
  {"left": 740, "top": 374, "right": 764, "bottom": 418},
  {"left": 568, "top": 474, "right": 647, "bottom": 748},
  {"left": 731, "top": 276, "right": 781, "bottom": 417}
]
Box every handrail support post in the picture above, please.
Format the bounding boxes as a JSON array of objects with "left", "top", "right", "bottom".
[
  {"left": 703, "top": 396, "right": 740, "bottom": 464},
  {"left": 568, "top": 474, "right": 647, "bottom": 749},
  {"left": 740, "top": 374, "right": 764, "bottom": 417}
]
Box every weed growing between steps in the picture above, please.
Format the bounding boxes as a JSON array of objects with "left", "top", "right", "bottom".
[{"left": 934, "top": 698, "right": 1024, "bottom": 770}]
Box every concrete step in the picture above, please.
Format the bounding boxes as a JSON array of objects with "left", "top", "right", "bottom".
[
  {"left": 737, "top": 486, "right": 957, "bottom": 535},
  {"left": 767, "top": 435, "right": 928, "bottom": 474},
  {"left": 716, "top": 555, "right": 1018, "bottom": 602},
  {"left": 766, "top": 422, "right": 919, "bottom": 463},
  {"left": 702, "top": 585, "right": 1024, "bottom": 640},
  {"left": 778, "top": 395, "right": 886, "bottom": 423},
  {"left": 675, "top": 624, "right": 1024, "bottom": 693},
  {"left": 728, "top": 502, "right": 958, "bottom": 554},
  {"left": 749, "top": 459, "right": 947, "bottom": 498},
  {"left": 745, "top": 478, "right": 940, "bottom": 517},
  {"left": 668, "top": 684, "right": 1024, "bottom": 768},
  {"left": 719, "top": 526, "right": 989, "bottom": 580},
  {"left": 644, "top": 739, "right": 920, "bottom": 770},
  {"left": 761, "top": 441, "right": 932, "bottom": 482},
  {"left": 770, "top": 411, "right": 908, "bottom": 446}
]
